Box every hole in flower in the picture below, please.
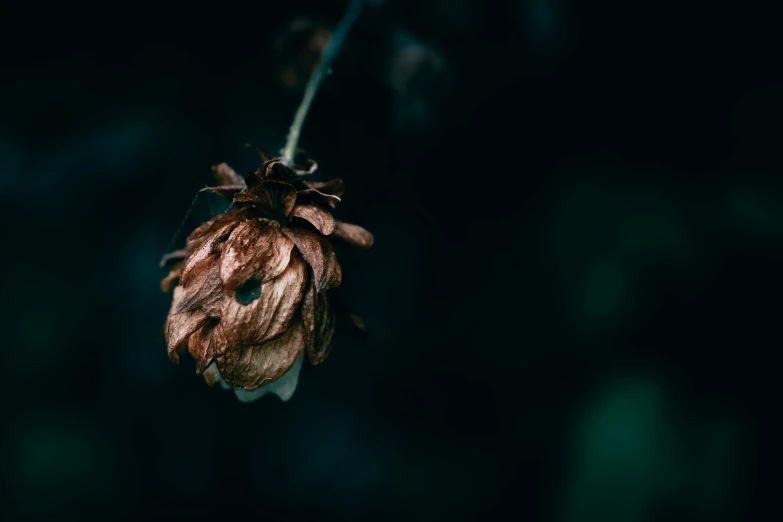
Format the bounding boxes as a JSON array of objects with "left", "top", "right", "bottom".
[{"left": 234, "top": 278, "right": 262, "bottom": 305}]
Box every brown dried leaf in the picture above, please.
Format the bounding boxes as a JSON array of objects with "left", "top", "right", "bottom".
[
  {"left": 159, "top": 248, "right": 189, "bottom": 268},
  {"left": 303, "top": 178, "right": 344, "bottom": 197},
  {"left": 185, "top": 210, "right": 244, "bottom": 246},
  {"left": 332, "top": 221, "right": 374, "bottom": 249},
  {"left": 216, "top": 319, "right": 307, "bottom": 390},
  {"left": 282, "top": 227, "right": 342, "bottom": 292},
  {"left": 302, "top": 284, "right": 336, "bottom": 365},
  {"left": 234, "top": 179, "right": 297, "bottom": 219},
  {"left": 212, "top": 163, "right": 246, "bottom": 186},
  {"left": 296, "top": 188, "right": 341, "bottom": 209},
  {"left": 219, "top": 219, "right": 295, "bottom": 290},
  {"left": 176, "top": 253, "right": 225, "bottom": 315},
  {"left": 221, "top": 253, "right": 307, "bottom": 347},
  {"left": 180, "top": 221, "right": 238, "bottom": 287},
  {"left": 291, "top": 204, "right": 336, "bottom": 235},
  {"left": 188, "top": 320, "right": 227, "bottom": 373},
  {"left": 160, "top": 266, "right": 182, "bottom": 293},
  {"left": 166, "top": 286, "right": 208, "bottom": 363}
]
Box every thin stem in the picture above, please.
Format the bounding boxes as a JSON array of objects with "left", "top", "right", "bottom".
[{"left": 281, "top": 0, "right": 364, "bottom": 166}]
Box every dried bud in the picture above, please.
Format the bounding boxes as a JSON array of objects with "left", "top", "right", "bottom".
[{"left": 161, "top": 157, "right": 373, "bottom": 401}]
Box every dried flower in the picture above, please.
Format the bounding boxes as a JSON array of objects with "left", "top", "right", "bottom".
[{"left": 161, "top": 157, "right": 373, "bottom": 401}]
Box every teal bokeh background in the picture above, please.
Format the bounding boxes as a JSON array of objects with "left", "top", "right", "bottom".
[{"left": 0, "top": 1, "right": 778, "bottom": 521}]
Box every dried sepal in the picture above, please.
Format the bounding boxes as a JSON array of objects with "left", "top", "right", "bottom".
[
  {"left": 160, "top": 267, "right": 182, "bottom": 292},
  {"left": 234, "top": 180, "right": 298, "bottom": 220},
  {"left": 219, "top": 219, "right": 295, "bottom": 290},
  {"left": 282, "top": 227, "right": 342, "bottom": 292},
  {"left": 221, "top": 253, "right": 307, "bottom": 347},
  {"left": 291, "top": 203, "right": 336, "bottom": 235},
  {"left": 303, "top": 178, "right": 344, "bottom": 196},
  {"left": 212, "top": 163, "right": 246, "bottom": 187},
  {"left": 332, "top": 221, "right": 374, "bottom": 248},
  {"left": 188, "top": 319, "right": 226, "bottom": 373},
  {"left": 296, "top": 188, "right": 341, "bottom": 209},
  {"left": 302, "top": 283, "right": 336, "bottom": 365},
  {"left": 166, "top": 286, "right": 209, "bottom": 364},
  {"left": 160, "top": 248, "right": 190, "bottom": 268},
  {"left": 216, "top": 319, "right": 307, "bottom": 390}
]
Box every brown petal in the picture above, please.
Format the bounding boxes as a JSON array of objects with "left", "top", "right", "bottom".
[
  {"left": 178, "top": 222, "right": 236, "bottom": 316},
  {"left": 282, "top": 227, "right": 342, "bottom": 292},
  {"left": 296, "top": 188, "right": 341, "bottom": 209},
  {"left": 186, "top": 209, "right": 246, "bottom": 246},
  {"left": 291, "top": 204, "right": 336, "bottom": 235},
  {"left": 176, "top": 253, "right": 225, "bottom": 315},
  {"left": 303, "top": 178, "right": 344, "bottom": 197},
  {"left": 188, "top": 320, "right": 227, "bottom": 373},
  {"left": 302, "top": 284, "right": 336, "bottom": 365},
  {"left": 180, "top": 221, "right": 238, "bottom": 287},
  {"left": 221, "top": 253, "right": 307, "bottom": 346},
  {"left": 200, "top": 184, "right": 246, "bottom": 200},
  {"left": 234, "top": 180, "right": 297, "bottom": 219},
  {"left": 212, "top": 163, "right": 246, "bottom": 187},
  {"left": 166, "top": 287, "right": 209, "bottom": 363},
  {"left": 216, "top": 319, "right": 307, "bottom": 390},
  {"left": 160, "top": 248, "right": 189, "bottom": 268},
  {"left": 264, "top": 160, "right": 298, "bottom": 181},
  {"left": 291, "top": 159, "right": 318, "bottom": 175},
  {"left": 160, "top": 266, "right": 181, "bottom": 293},
  {"left": 220, "top": 219, "right": 295, "bottom": 291},
  {"left": 332, "top": 221, "right": 374, "bottom": 249}
]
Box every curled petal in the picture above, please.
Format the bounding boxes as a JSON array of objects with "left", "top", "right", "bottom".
[
  {"left": 200, "top": 184, "right": 246, "bottom": 200},
  {"left": 160, "top": 248, "right": 189, "bottom": 268},
  {"left": 179, "top": 220, "right": 239, "bottom": 315},
  {"left": 291, "top": 204, "right": 336, "bottom": 235},
  {"left": 221, "top": 253, "right": 307, "bottom": 346},
  {"left": 186, "top": 209, "right": 245, "bottom": 246},
  {"left": 212, "top": 163, "right": 246, "bottom": 187},
  {"left": 282, "top": 227, "right": 342, "bottom": 292},
  {"left": 332, "top": 221, "right": 374, "bottom": 249},
  {"left": 216, "top": 319, "right": 307, "bottom": 390},
  {"left": 302, "top": 283, "right": 336, "bottom": 365},
  {"left": 166, "top": 287, "right": 208, "bottom": 363},
  {"left": 188, "top": 320, "right": 226, "bottom": 373},
  {"left": 291, "top": 159, "right": 318, "bottom": 176},
  {"left": 160, "top": 266, "right": 182, "bottom": 293},
  {"left": 234, "top": 353, "right": 304, "bottom": 402},
  {"left": 296, "top": 188, "right": 341, "bottom": 209},
  {"left": 302, "top": 178, "right": 344, "bottom": 197},
  {"left": 180, "top": 221, "right": 238, "bottom": 287},
  {"left": 234, "top": 180, "right": 297, "bottom": 219},
  {"left": 265, "top": 161, "right": 297, "bottom": 181},
  {"left": 176, "top": 254, "right": 224, "bottom": 315},
  {"left": 220, "top": 219, "right": 295, "bottom": 291}
]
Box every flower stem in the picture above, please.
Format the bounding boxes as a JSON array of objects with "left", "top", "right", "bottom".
[{"left": 281, "top": 0, "right": 364, "bottom": 166}]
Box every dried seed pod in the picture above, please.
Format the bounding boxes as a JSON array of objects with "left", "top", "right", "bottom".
[{"left": 161, "top": 156, "right": 373, "bottom": 401}]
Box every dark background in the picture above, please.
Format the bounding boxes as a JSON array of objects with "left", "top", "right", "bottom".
[{"left": 1, "top": 1, "right": 780, "bottom": 520}]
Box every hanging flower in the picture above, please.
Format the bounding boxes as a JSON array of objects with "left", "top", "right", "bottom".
[{"left": 160, "top": 157, "right": 373, "bottom": 401}]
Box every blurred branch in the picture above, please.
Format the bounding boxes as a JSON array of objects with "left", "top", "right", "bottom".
[{"left": 281, "top": 0, "right": 364, "bottom": 166}]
